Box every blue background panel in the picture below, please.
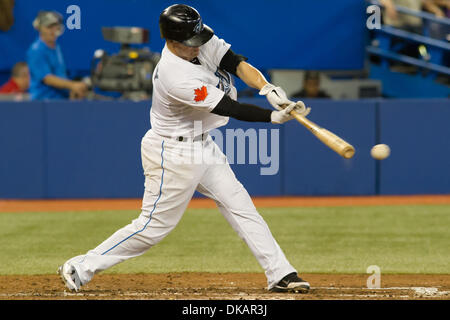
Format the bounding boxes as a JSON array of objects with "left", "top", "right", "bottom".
[
  {"left": 379, "top": 99, "right": 450, "bottom": 195},
  {"left": 0, "top": 102, "right": 46, "bottom": 198},
  {"left": 0, "top": 0, "right": 365, "bottom": 72},
  {"left": 283, "top": 100, "right": 377, "bottom": 195},
  {"left": 45, "top": 100, "right": 150, "bottom": 198}
]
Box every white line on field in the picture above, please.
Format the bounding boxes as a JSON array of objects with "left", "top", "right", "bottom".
[
  {"left": 313, "top": 286, "right": 450, "bottom": 296},
  {"left": 0, "top": 286, "right": 448, "bottom": 298}
]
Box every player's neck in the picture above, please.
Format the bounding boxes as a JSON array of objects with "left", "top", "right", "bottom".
[
  {"left": 166, "top": 41, "right": 198, "bottom": 62},
  {"left": 167, "top": 42, "right": 186, "bottom": 60}
]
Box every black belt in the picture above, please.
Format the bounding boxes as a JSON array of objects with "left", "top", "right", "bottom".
[{"left": 176, "top": 132, "right": 208, "bottom": 142}]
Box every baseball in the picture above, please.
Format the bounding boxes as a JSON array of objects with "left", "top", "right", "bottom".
[{"left": 371, "top": 144, "right": 390, "bottom": 160}]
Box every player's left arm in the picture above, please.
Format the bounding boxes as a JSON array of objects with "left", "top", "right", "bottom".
[
  {"left": 219, "top": 49, "right": 266, "bottom": 90},
  {"left": 219, "top": 49, "right": 309, "bottom": 116},
  {"left": 235, "top": 60, "right": 268, "bottom": 91}
]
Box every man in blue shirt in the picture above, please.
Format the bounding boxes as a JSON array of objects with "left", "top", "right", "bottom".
[{"left": 26, "top": 11, "right": 87, "bottom": 100}]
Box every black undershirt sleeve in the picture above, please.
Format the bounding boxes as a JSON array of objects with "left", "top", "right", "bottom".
[
  {"left": 211, "top": 94, "right": 272, "bottom": 123},
  {"left": 219, "top": 49, "right": 248, "bottom": 77}
]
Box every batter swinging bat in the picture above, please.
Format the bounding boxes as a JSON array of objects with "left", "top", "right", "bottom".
[{"left": 290, "top": 110, "right": 355, "bottom": 159}]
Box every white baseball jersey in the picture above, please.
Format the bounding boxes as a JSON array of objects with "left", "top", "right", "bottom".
[{"left": 150, "top": 35, "right": 238, "bottom": 138}]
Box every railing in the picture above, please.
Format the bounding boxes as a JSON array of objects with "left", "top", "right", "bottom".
[
  {"left": 366, "top": 0, "right": 450, "bottom": 78},
  {"left": 369, "top": 0, "right": 450, "bottom": 26}
]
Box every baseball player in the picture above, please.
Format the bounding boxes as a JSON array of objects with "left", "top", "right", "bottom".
[{"left": 58, "top": 4, "right": 311, "bottom": 293}]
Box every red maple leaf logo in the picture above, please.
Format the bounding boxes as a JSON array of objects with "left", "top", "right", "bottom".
[{"left": 194, "top": 86, "right": 208, "bottom": 102}]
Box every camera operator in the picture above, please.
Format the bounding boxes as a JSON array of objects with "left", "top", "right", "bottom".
[{"left": 26, "top": 10, "right": 87, "bottom": 100}]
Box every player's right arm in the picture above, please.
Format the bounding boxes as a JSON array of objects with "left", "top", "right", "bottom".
[
  {"left": 212, "top": 94, "right": 296, "bottom": 124},
  {"left": 167, "top": 80, "right": 296, "bottom": 124}
]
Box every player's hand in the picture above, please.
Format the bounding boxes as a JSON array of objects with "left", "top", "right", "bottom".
[
  {"left": 270, "top": 102, "right": 296, "bottom": 124},
  {"left": 259, "top": 83, "right": 291, "bottom": 111},
  {"left": 291, "top": 100, "right": 311, "bottom": 117}
]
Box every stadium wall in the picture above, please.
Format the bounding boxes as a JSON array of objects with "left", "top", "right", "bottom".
[{"left": 1, "top": 98, "right": 449, "bottom": 199}]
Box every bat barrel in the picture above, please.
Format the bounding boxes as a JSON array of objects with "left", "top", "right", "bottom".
[
  {"left": 320, "top": 129, "right": 355, "bottom": 159},
  {"left": 291, "top": 111, "right": 355, "bottom": 159},
  {"left": 342, "top": 146, "right": 355, "bottom": 159}
]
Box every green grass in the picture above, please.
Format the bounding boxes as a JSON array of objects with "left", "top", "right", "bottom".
[{"left": 0, "top": 205, "right": 449, "bottom": 275}]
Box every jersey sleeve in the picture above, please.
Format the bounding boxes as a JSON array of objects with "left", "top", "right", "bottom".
[
  {"left": 26, "top": 48, "right": 52, "bottom": 83},
  {"left": 219, "top": 49, "right": 248, "bottom": 76},
  {"left": 168, "top": 80, "right": 225, "bottom": 112},
  {"left": 203, "top": 35, "right": 231, "bottom": 68}
]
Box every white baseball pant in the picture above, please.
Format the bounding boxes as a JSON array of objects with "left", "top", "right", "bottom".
[{"left": 66, "top": 129, "right": 296, "bottom": 289}]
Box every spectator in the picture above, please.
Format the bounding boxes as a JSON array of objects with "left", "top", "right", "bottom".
[
  {"left": 0, "top": 62, "right": 30, "bottom": 94},
  {"left": 423, "top": 0, "right": 450, "bottom": 40},
  {"left": 26, "top": 10, "right": 87, "bottom": 100},
  {"left": 0, "top": 0, "right": 14, "bottom": 31},
  {"left": 380, "top": 0, "right": 430, "bottom": 72},
  {"left": 381, "top": 0, "right": 425, "bottom": 34},
  {"left": 423, "top": 0, "right": 450, "bottom": 18},
  {"left": 291, "top": 71, "right": 331, "bottom": 99}
]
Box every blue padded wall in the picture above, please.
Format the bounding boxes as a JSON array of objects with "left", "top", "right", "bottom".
[
  {"left": 0, "top": 102, "right": 46, "bottom": 198},
  {"left": 1, "top": 99, "right": 449, "bottom": 199},
  {"left": 45, "top": 100, "right": 150, "bottom": 198},
  {"left": 283, "top": 100, "right": 377, "bottom": 195},
  {"left": 379, "top": 99, "right": 450, "bottom": 195}
]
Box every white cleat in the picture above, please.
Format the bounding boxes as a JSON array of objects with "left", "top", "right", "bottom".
[{"left": 57, "top": 263, "right": 81, "bottom": 292}]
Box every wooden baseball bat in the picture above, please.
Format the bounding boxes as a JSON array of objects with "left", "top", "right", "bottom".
[{"left": 290, "top": 110, "right": 355, "bottom": 159}]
